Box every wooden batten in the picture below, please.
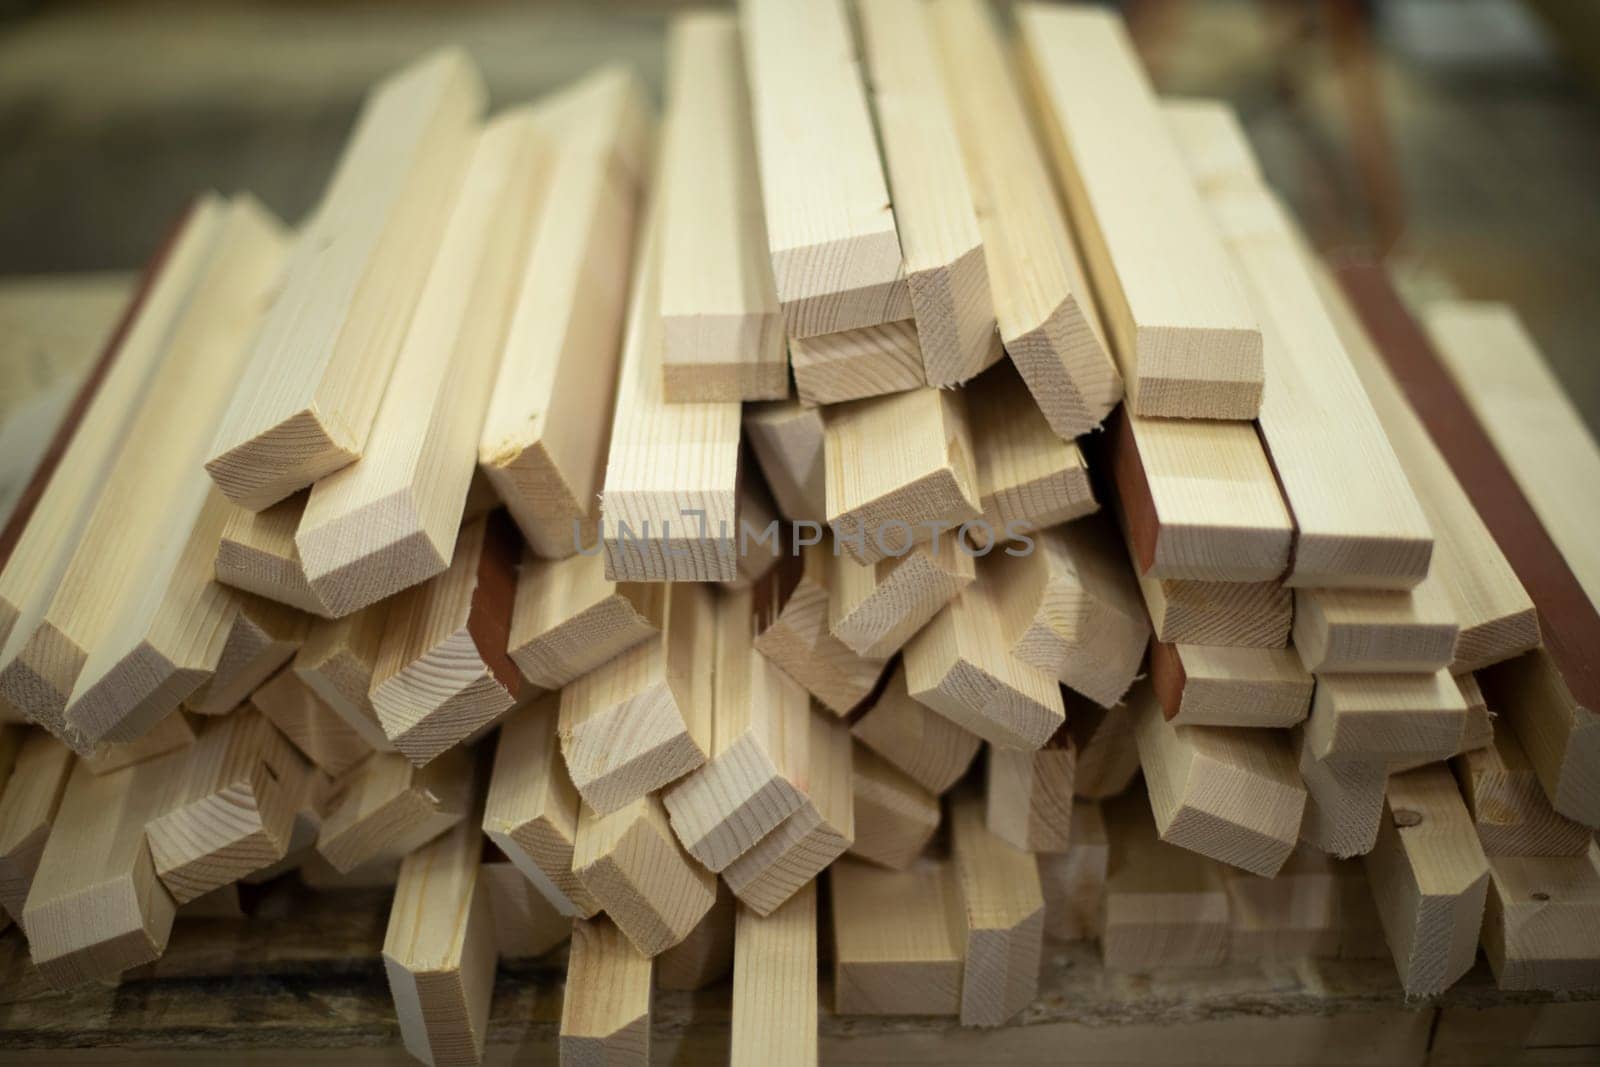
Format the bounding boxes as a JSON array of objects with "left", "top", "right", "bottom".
[
  {"left": 253, "top": 668, "right": 374, "bottom": 779},
  {"left": 207, "top": 51, "right": 484, "bottom": 509},
  {"left": 731, "top": 881, "right": 819, "bottom": 1067},
  {"left": 849, "top": 660, "right": 980, "bottom": 795},
  {"left": 1150, "top": 642, "right": 1313, "bottom": 728},
  {"left": 724, "top": 468, "right": 784, "bottom": 592},
  {"left": 1293, "top": 578, "right": 1459, "bottom": 675},
  {"left": 850, "top": 744, "right": 940, "bottom": 870},
  {"left": 931, "top": 0, "right": 1122, "bottom": 437},
  {"left": 1292, "top": 725, "right": 1389, "bottom": 860},
  {"left": 1454, "top": 728, "right": 1592, "bottom": 857},
  {"left": 1161, "top": 99, "right": 1265, "bottom": 193},
  {"left": 831, "top": 856, "right": 963, "bottom": 1016},
  {"left": 315, "top": 747, "right": 473, "bottom": 874},
  {"left": 1037, "top": 799, "right": 1110, "bottom": 941},
  {"left": 949, "top": 791, "right": 1045, "bottom": 1027},
  {"left": 1304, "top": 671, "right": 1469, "bottom": 766},
  {"left": 790, "top": 319, "right": 926, "bottom": 406},
  {"left": 1101, "top": 791, "right": 1229, "bottom": 970},
  {"left": 292, "top": 605, "right": 395, "bottom": 753},
  {"left": 82, "top": 711, "right": 196, "bottom": 777},
  {"left": 479, "top": 68, "right": 649, "bottom": 559},
  {"left": 743, "top": 400, "right": 828, "bottom": 525},
  {"left": 828, "top": 541, "right": 973, "bottom": 661},
  {"left": 1137, "top": 570, "right": 1293, "bottom": 648},
  {"left": 507, "top": 549, "right": 665, "bottom": 692},
  {"left": 215, "top": 494, "right": 329, "bottom": 617},
  {"left": 1481, "top": 844, "right": 1600, "bottom": 992},
  {"left": 985, "top": 727, "right": 1075, "bottom": 853},
  {"left": 1479, "top": 649, "right": 1600, "bottom": 830},
  {"left": 1067, "top": 690, "right": 1141, "bottom": 800},
  {"left": 656, "top": 880, "right": 735, "bottom": 991},
  {"left": 480, "top": 858, "right": 569, "bottom": 960},
  {"left": 0, "top": 731, "right": 74, "bottom": 925},
  {"left": 752, "top": 543, "right": 888, "bottom": 716},
  {"left": 560, "top": 916, "right": 653, "bottom": 1064},
  {"left": 183, "top": 593, "right": 308, "bottom": 718}
]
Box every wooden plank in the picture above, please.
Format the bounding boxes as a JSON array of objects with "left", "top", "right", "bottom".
[
  {"left": 1292, "top": 725, "right": 1389, "bottom": 860},
  {"left": 743, "top": 400, "right": 827, "bottom": 525},
  {"left": 850, "top": 743, "right": 940, "bottom": 869},
  {"left": 252, "top": 667, "right": 374, "bottom": 779},
  {"left": 369, "top": 512, "right": 524, "bottom": 765},
  {"left": 849, "top": 659, "right": 980, "bottom": 795},
  {"left": 1037, "top": 799, "right": 1109, "bottom": 942},
  {"left": 753, "top": 543, "right": 888, "bottom": 716},
  {"left": 383, "top": 780, "right": 495, "bottom": 1067},
  {"left": 740, "top": 0, "right": 911, "bottom": 339},
  {"left": 482, "top": 693, "right": 601, "bottom": 918},
  {"left": 930, "top": 0, "right": 1122, "bottom": 438},
  {"left": 0, "top": 731, "right": 73, "bottom": 925},
  {"left": 1016, "top": 4, "right": 1262, "bottom": 420},
  {"left": 965, "top": 364, "right": 1096, "bottom": 545},
  {"left": 859, "top": 0, "right": 1000, "bottom": 387},
  {"left": 215, "top": 494, "right": 329, "bottom": 617},
  {"left": 1066, "top": 691, "right": 1141, "bottom": 800},
  {"left": 507, "top": 548, "right": 664, "bottom": 692},
  {"left": 949, "top": 790, "right": 1045, "bottom": 1026},
  {"left": 1132, "top": 685, "right": 1305, "bottom": 877},
  {"left": 823, "top": 386, "right": 980, "bottom": 565},
  {"left": 656, "top": 879, "right": 735, "bottom": 990},
  {"left": 731, "top": 880, "right": 818, "bottom": 1067},
  {"left": 479, "top": 68, "right": 649, "bottom": 560},
  {"left": 1149, "top": 642, "right": 1313, "bottom": 728},
  {"left": 315, "top": 747, "right": 472, "bottom": 874},
  {"left": 1136, "top": 570, "right": 1293, "bottom": 648},
  {"left": 1454, "top": 728, "right": 1592, "bottom": 857},
  {"left": 82, "top": 710, "right": 195, "bottom": 777},
  {"left": 789, "top": 318, "right": 926, "bottom": 406},
  {"left": 985, "top": 729, "right": 1074, "bottom": 853},
  {"left": 1364, "top": 764, "right": 1490, "bottom": 996},
  {"left": 480, "top": 857, "right": 569, "bottom": 960},
  {"left": 572, "top": 793, "right": 718, "bottom": 957},
  {"left": 296, "top": 112, "right": 546, "bottom": 618},
  {"left": 292, "top": 605, "right": 396, "bottom": 753},
  {"left": 1293, "top": 578, "right": 1460, "bottom": 675},
  {"left": 1317, "top": 277, "right": 1537, "bottom": 672},
  {"left": 183, "top": 593, "right": 307, "bottom": 718},
  {"left": 559, "top": 581, "right": 712, "bottom": 815},
  {"left": 1481, "top": 843, "right": 1600, "bottom": 991},
  {"left": 238, "top": 763, "right": 330, "bottom": 886},
  {"left": 831, "top": 856, "right": 963, "bottom": 1016},
  {"left": 1102, "top": 405, "right": 1293, "bottom": 585},
  {"left": 1004, "top": 517, "right": 1150, "bottom": 709},
  {"left": 1225, "top": 845, "right": 1339, "bottom": 963},
  {"left": 206, "top": 50, "right": 484, "bottom": 509},
  {"left": 1305, "top": 671, "right": 1469, "bottom": 765},
  {"left": 903, "top": 554, "right": 1066, "bottom": 750},
  {"left": 1101, "top": 790, "right": 1229, "bottom": 971},
  {"left": 21, "top": 750, "right": 180, "bottom": 988},
  {"left": 658, "top": 12, "right": 785, "bottom": 402},
  {"left": 829, "top": 539, "right": 973, "bottom": 660},
  {"left": 663, "top": 587, "right": 809, "bottom": 871},
  {"left": 1, "top": 196, "right": 287, "bottom": 750},
  {"left": 724, "top": 710, "right": 853, "bottom": 917},
  {"left": 560, "top": 916, "right": 652, "bottom": 1065}
]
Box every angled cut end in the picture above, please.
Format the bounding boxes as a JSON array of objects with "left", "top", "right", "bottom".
[{"left": 207, "top": 407, "right": 360, "bottom": 512}]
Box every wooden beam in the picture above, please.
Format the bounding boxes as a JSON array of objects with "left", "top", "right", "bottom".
[
  {"left": 1363, "top": 764, "right": 1490, "bottom": 996},
  {"left": 1, "top": 197, "right": 287, "bottom": 750},
  {"left": 850, "top": 743, "right": 940, "bottom": 870},
  {"left": 315, "top": 747, "right": 473, "bottom": 874},
  {"left": 183, "top": 592, "right": 307, "bottom": 718},
  {"left": 663, "top": 588, "right": 808, "bottom": 870},
  {"left": 1003, "top": 517, "right": 1150, "bottom": 709},
  {"left": 480, "top": 856, "right": 569, "bottom": 960},
  {"left": 789, "top": 319, "right": 926, "bottom": 406},
  {"left": 753, "top": 544, "right": 888, "bottom": 716},
  {"left": 949, "top": 790, "right": 1045, "bottom": 1027},
  {"left": 82, "top": 711, "right": 195, "bottom": 777},
  {"left": 292, "top": 605, "right": 396, "bottom": 753},
  {"left": 1305, "top": 671, "right": 1469, "bottom": 765},
  {"left": 572, "top": 793, "right": 718, "bottom": 957},
  {"left": 384, "top": 778, "right": 495, "bottom": 1067},
  {"left": 903, "top": 554, "right": 1065, "bottom": 750},
  {"left": 1225, "top": 845, "right": 1340, "bottom": 963},
  {"left": 1454, "top": 728, "right": 1592, "bottom": 857},
  {"left": 849, "top": 660, "right": 980, "bottom": 795},
  {"left": 296, "top": 113, "right": 546, "bottom": 619},
  {"left": 559, "top": 916, "right": 652, "bottom": 1064},
  {"left": 930, "top": 0, "right": 1121, "bottom": 437},
  {"left": 743, "top": 400, "right": 827, "bottom": 525},
  {"left": 1149, "top": 642, "right": 1313, "bottom": 728},
  {"left": 724, "top": 711, "right": 853, "bottom": 917},
  {"left": 370, "top": 512, "right": 525, "bottom": 765},
  {"left": 507, "top": 548, "right": 664, "bottom": 692},
  {"left": 252, "top": 667, "right": 374, "bottom": 779},
  {"left": 206, "top": 50, "right": 484, "bottom": 509},
  {"left": 216, "top": 494, "right": 330, "bottom": 616},
  {"left": 1293, "top": 578, "right": 1459, "bottom": 675},
  {"left": 1101, "top": 790, "right": 1229, "bottom": 970},
  {"left": 479, "top": 68, "right": 649, "bottom": 560},
  {"left": 731, "top": 880, "right": 818, "bottom": 1066},
  {"left": 830, "top": 856, "right": 963, "bottom": 1016},
  {"left": 740, "top": 0, "right": 911, "bottom": 338},
  {"left": 829, "top": 540, "right": 973, "bottom": 660},
  {"left": 658, "top": 12, "right": 785, "bottom": 402},
  {"left": 559, "top": 581, "right": 712, "bottom": 815},
  {"left": 824, "top": 387, "right": 980, "bottom": 565},
  {"left": 1037, "top": 799, "right": 1109, "bottom": 941},
  {"left": 0, "top": 730, "right": 73, "bottom": 925},
  {"left": 1016, "top": 4, "right": 1263, "bottom": 420},
  {"left": 859, "top": 0, "right": 1000, "bottom": 387},
  {"left": 1132, "top": 685, "right": 1305, "bottom": 877},
  {"left": 1137, "top": 570, "right": 1293, "bottom": 648},
  {"left": 1066, "top": 690, "right": 1141, "bottom": 800},
  {"left": 482, "top": 693, "right": 601, "bottom": 918},
  {"left": 1481, "top": 844, "right": 1600, "bottom": 991},
  {"left": 985, "top": 729, "right": 1075, "bottom": 853},
  {"left": 1292, "top": 725, "right": 1388, "bottom": 860},
  {"left": 22, "top": 750, "right": 181, "bottom": 988},
  {"left": 656, "top": 880, "right": 735, "bottom": 991}
]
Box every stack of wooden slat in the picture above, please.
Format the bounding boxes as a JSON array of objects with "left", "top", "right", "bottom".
[{"left": 0, "top": 2, "right": 1597, "bottom": 1064}]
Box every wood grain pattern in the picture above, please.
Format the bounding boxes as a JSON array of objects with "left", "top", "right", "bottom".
[
  {"left": 315, "top": 747, "right": 472, "bottom": 874},
  {"left": 850, "top": 743, "right": 940, "bottom": 870},
  {"left": 81, "top": 710, "right": 195, "bottom": 777},
  {"left": 829, "top": 539, "right": 974, "bottom": 660},
  {"left": 252, "top": 667, "right": 374, "bottom": 779},
  {"left": 508, "top": 548, "right": 665, "bottom": 692},
  {"left": 849, "top": 659, "right": 980, "bottom": 795},
  {"left": 1454, "top": 725, "right": 1592, "bottom": 857},
  {"left": 1481, "top": 843, "right": 1600, "bottom": 991},
  {"left": 291, "top": 605, "right": 396, "bottom": 753},
  {"left": 789, "top": 318, "right": 926, "bottom": 406},
  {"left": 560, "top": 916, "right": 652, "bottom": 1066},
  {"left": 1293, "top": 576, "right": 1460, "bottom": 675},
  {"left": 1149, "top": 642, "right": 1313, "bottom": 728},
  {"left": 1225, "top": 845, "right": 1340, "bottom": 963},
  {"left": 1305, "top": 671, "right": 1469, "bottom": 766},
  {"left": 1292, "top": 724, "right": 1389, "bottom": 860},
  {"left": 753, "top": 544, "right": 888, "bottom": 716},
  {"left": 183, "top": 593, "right": 308, "bottom": 719},
  {"left": 216, "top": 494, "right": 330, "bottom": 617},
  {"left": 0, "top": 730, "right": 73, "bottom": 926},
  {"left": 730, "top": 880, "right": 818, "bottom": 1067},
  {"left": 831, "top": 856, "right": 963, "bottom": 1016},
  {"left": 949, "top": 790, "right": 1044, "bottom": 1026},
  {"left": 1135, "top": 570, "right": 1293, "bottom": 648}
]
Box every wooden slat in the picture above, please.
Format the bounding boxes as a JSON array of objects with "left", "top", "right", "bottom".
[
  {"left": 479, "top": 68, "right": 649, "bottom": 560},
  {"left": 507, "top": 549, "right": 663, "bottom": 693},
  {"left": 789, "top": 318, "right": 926, "bottom": 405},
  {"left": 1292, "top": 725, "right": 1388, "bottom": 860},
  {"left": 1225, "top": 845, "right": 1340, "bottom": 963},
  {"left": 655, "top": 880, "right": 735, "bottom": 991},
  {"left": 291, "top": 605, "right": 395, "bottom": 753},
  {"left": 740, "top": 0, "right": 911, "bottom": 338},
  {"left": 1067, "top": 690, "right": 1141, "bottom": 800},
  {"left": 559, "top": 916, "right": 652, "bottom": 1065},
  {"left": 1037, "top": 799, "right": 1109, "bottom": 941},
  {"left": 930, "top": 0, "right": 1122, "bottom": 437},
  {"left": 726, "top": 465, "right": 785, "bottom": 593},
  {"left": 1149, "top": 643, "right": 1313, "bottom": 728},
  {"left": 315, "top": 747, "right": 472, "bottom": 874},
  {"left": 753, "top": 544, "right": 888, "bottom": 716},
  {"left": 731, "top": 880, "right": 818, "bottom": 1067},
  {"left": 743, "top": 400, "right": 827, "bottom": 525},
  {"left": 830, "top": 856, "right": 963, "bottom": 1016},
  {"left": 1455, "top": 728, "right": 1592, "bottom": 857},
  {"left": 850, "top": 743, "right": 939, "bottom": 870},
  {"left": 206, "top": 51, "right": 484, "bottom": 509},
  {"left": 828, "top": 540, "right": 973, "bottom": 660},
  {"left": 252, "top": 667, "right": 374, "bottom": 779},
  {"left": 215, "top": 494, "right": 329, "bottom": 617},
  {"left": 658, "top": 12, "right": 786, "bottom": 402},
  {"left": 849, "top": 660, "right": 980, "bottom": 795},
  {"left": 183, "top": 593, "right": 308, "bottom": 718},
  {"left": 949, "top": 790, "right": 1045, "bottom": 1026},
  {"left": 985, "top": 729, "right": 1075, "bottom": 853},
  {"left": 480, "top": 858, "right": 569, "bottom": 961},
  {"left": 0, "top": 731, "right": 73, "bottom": 925},
  {"left": 1305, "top": 671, "right": 1469, "bottom": 765},
  {"left": 859, "top": 0, "right": 1000, "bottom": 387},
  {"left": 1293, "top": 578, "right": 1459, "bottom": 675},
  {"left": 1136, "top": 570, "right": 1293, "bottom": 648},
  {"left": 1481, "top": 844, "right": 1600, "bottom": 992},
  {"left": 82, "top": 711, "right": 195, "bottom": 777}
]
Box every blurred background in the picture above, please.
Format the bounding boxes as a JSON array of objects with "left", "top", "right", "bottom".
[{"left": 0, "top": 0, "right": 1596, "bottom": 460}]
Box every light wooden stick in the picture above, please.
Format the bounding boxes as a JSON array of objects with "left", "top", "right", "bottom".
[
  {"left": 560, "top": 916, "right": 652, "bottom": 1065},
  {"left": 949, "top": 790, "right": 1044, "bottom": 1027},
  {"left": 731, "top": 880, "right": 818, "bottom": 1066},
  {"left": 253, "top": 667, "right": 374, "bottom": 778},
  {"left": 1149, "top": 642, "right": 1313, "bottom": 728},
  {"left": 1017, "top": 4, "right": 1262, "bottom": 420},
  {"left": 206, "top": 51, "right": 484, "bottom": 509},
  {"left": 1292, "top": 725, "right": 1388, "bottom": 860},
  {"left": 215, "top": 494, "right": 329, "bottom": 617},
  {"left": 859, "top": 0, "right": 1000, "bottom": 387},
  {"left": 1136, "top": 570, "right": 1293, "bottom": 648},
  {"left": 560, "top": 581, "right": 712, "bottom": 815},
  {"left": 1363, "top": 765, "right": 1490, "bottom": 996},
  {"left": 658, "top": 12, "right": 786, "bottom": 402},
  {"left": 480, "top": 857, "right": 569, "bottom": 960},
  {"left": 830, "top": 856, "right": 963, "bottom": 1015},
  {"left": 850, "top": 743, "right": 940, "bottom": 870},
  {"left": 1293, "top": 579, "right": 1459, "bottom": 675},
  {"left": 931, "top": 0, "right": 1122, "bottom": 436},
  {"left": 1101, "top": 791, "right": 1229, "bottom": 970},
  {"left": 1037, "top": 799, "right": 1108, "bottom": 941},
  {"left": 740, "top": 0, "right": 911, "bottom": 338},
  {"left": 663, "top": 588, "right": 808, "bottom": 870},
  {"left": 1304, "top": 671, "right": 1469, "bottom": 765},
  {"left": 985, "top": 729, "right": 1075, "bottom": 853},
  {"left": 479, "top": 68, "right": 649, "bottom": 560},
  {"left": 370, "top": 512, "right": 525, "bottom": 765},
  {"left": 297, "top": 113, "right": 547, "bottom": 618},
  {"left": 0, "top": 730, "right": 73, "bottom": 925},
  {"left": 965, "top": 364, "right": 1096, "bottom": 544},
  {"left": 508, "top": 548, "right": 665, "bottom": 691},
  {"left": 316, "top": 747, "right": 473, "bottom": 874},
  {"left": 183, "top": 592, "right": 308, "bottom": 718},
  {"left": 82, "top": 711, "right": 195, "bottom": 777},
  {"left": 1161, "top": 99, "right": 1264, "bottom": 192},
  {"left": 292, "top": 605, "right": 395, "bottom": 753},
  {"left": 656, "top": 880, "right": 735, "bottom": 991},
  {"left": 1066, "top": 690, "right": 1141, "bottom": 800},
  {"left": 725, "top": 467, "right": 784, "bottom": 592},
  {"left": 789, "top": 319, "right": 927, "bottom": 406},
  {"left": 1481, "top": 844, "right": 1600, "bottom": 991},
  {"left": 752, "top": 544, "right": 888, "bottom": 716},
  {"left": 743, "top": 400, "right": 827, "bottom": 524},
  {"left": 482, "top": 694, "right": 601, "bottom": 918},
  {"left": 1454, "top": 728, "right": 1591, "bottom": 857},
  {"left": 849, "top": 660, "right": 980, "bottom": 794}
]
